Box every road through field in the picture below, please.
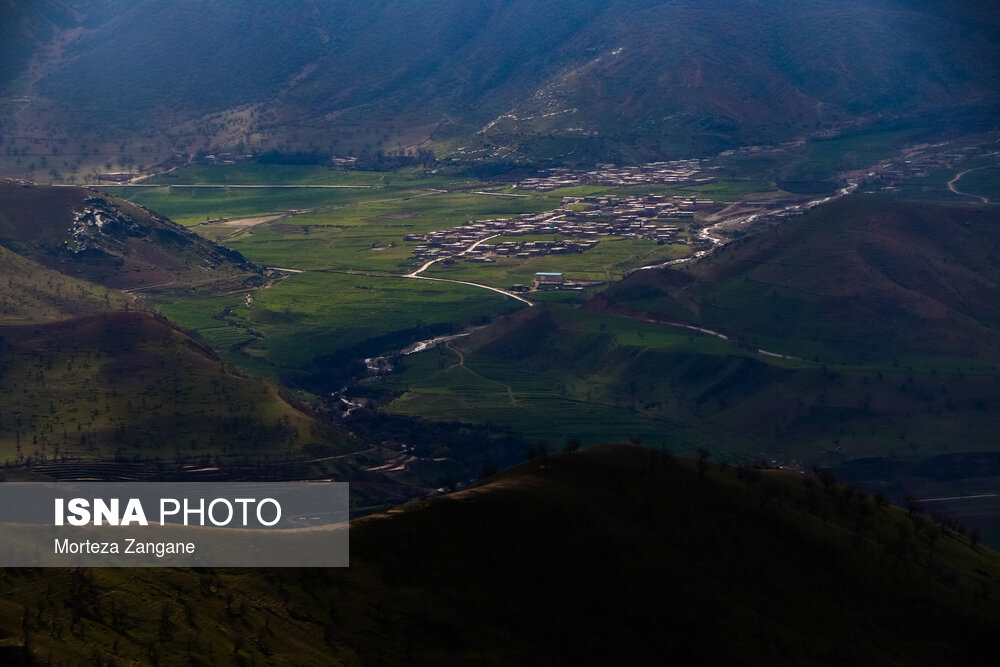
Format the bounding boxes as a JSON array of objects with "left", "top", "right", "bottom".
[
  {"left": 405, "top": 273, "right": 534, "bottom": 306},
  {"left": 403, "top": 234, "right": 534, "bottom": 306}
]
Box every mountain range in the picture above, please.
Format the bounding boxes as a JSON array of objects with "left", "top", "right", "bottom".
[{"left": 2, "top": 0, "right": 998, "bottom": 166}]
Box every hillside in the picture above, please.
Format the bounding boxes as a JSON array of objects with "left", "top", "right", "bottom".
[
  {"left": 382, "top": 301, "right": 1000, "bottom": 532},
  {"left": 589, "top": 196, "right": 1000, "bottom": 364},
  {"left": 0, "top": 310, "right": 363, "bottom": 469},
  {"left": 1, "top": 445, "right": 998, "bottom": 665},
  {"left": 0, "top": 244, "right": 130, "bottom": 324},
  {"left": 1, "top": 0, "right": 997, "bottom": 169},
  {"left": 0, "top": 181, "right": 261, "bottom": 291}
]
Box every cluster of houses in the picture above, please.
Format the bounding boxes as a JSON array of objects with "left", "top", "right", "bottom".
[
  {"left": 514, "top": 160, "right": 713, "bottom": 191},
  {"left": 406, "top": 193, "right": 717, "bottom": 266}
]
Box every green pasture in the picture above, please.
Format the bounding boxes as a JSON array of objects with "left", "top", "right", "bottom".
[
  {"left": 100, "top": 184, "right": 392, "bottom": 226},
  {"left": 422, "top": 237, "right": 691, "bottom": 287},
  {"left": 104, "top": 164, "right": 514, "bottom": 226},
  {"left": 540, "top": 179, "right": 774, "bottom": 201},
  {"left": 222, "top": 190, "right": 558, "bottom": 271},
  {"left": 783, "top": 128, "right": 931, "bottom": 181},
  {"left": 379, "top": 300, "right": 1000, "bottom": 462},
  {"left": 159, "top": 271, "right": 525, "bottom": 378},
  {"left": 713, "top": 128, "right": 933, "bottom": 184},
  {"left": 147, "top": 164, "right": 388, "bottom": 186},
  {"left": 147, "top": 164, "right": 483, "bottom": 189},
  {"left": 890, "top": 167, "right": 971, "bottom": 203},
  {"left": 382, "top": 306, "right": 764, "bottom": 453},
  {"left": 385, "top": 344, "right": 710, "bottom": 451}
]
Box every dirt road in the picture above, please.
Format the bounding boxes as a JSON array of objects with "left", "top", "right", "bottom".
[{"left": 947, "top": 169, "right": 990, "bottom": 204}]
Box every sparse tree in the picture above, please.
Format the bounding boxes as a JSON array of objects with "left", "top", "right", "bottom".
[
  {"left": 970, "top": 528, "right": 981, "bottom": 550},
  {"left": 696, "top": 447, "right": 711, "bottom": 476}
]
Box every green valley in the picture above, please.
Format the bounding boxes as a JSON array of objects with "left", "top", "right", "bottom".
[{"left": 2, "top": 4, "right": 999, "bottom": 663}]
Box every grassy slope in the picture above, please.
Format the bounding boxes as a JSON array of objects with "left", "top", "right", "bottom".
[
  {"left": 2, "top": 445, "right": 998, "bottom": 665},
  {"left": 158, "top": 271, "right": 525, "bottom": 391},
  {"left": 591, "top": 196, "right": 1000, "bottom": 365},
  {"left": 0, "top": 246, "right": 131, "bottom": 324},
  {"left": 383, "top": 305, "right": 1000, "bottom": 464},
  {"left": 0, "top": 311, "right": 360, "bottom": 465}
]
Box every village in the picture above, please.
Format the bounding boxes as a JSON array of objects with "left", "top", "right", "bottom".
[
  {"left": 405, "top": 193, "right": 718, "bottom": 271},
  {"left": 512, "top": 159, "right": 714, "bottom": 191}
]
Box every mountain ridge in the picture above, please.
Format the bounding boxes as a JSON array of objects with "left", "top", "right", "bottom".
[{"left": 3, "top": 0, "right": 997, "bottom": 167}]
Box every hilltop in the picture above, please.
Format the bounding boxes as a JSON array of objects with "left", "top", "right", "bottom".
[
  {"left": 1, "top": 0, "right": 997, "bottom": 170},
  {"left": 2, "top": 445, "right": 998, "bottom": 664},
  {"left": 0, "top": 181, "right": 261, "bottom": 291}
]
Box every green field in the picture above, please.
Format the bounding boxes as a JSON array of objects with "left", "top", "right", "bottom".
[
  {"left": 422, "top": 237, "right": 691, "bottom": 287},
  {"left": 101, "top": 165, "right": 497, "bottom": 226},
  {"left": 534, "top": 179, "right": 776, "bottom": 201},
  {"left": 158, "top": 271, "right": 525, "bottom": 387},
  {"left": 713, "top": 127, "right": 937, "bottom": 185},
  {"left": 890, "top": 166, "right": 974, "bottom": 202},
  {"left": 147, "top": 164, "right": 389, "bottom": 186},
  {"left": 223, "top": 190, "right": 558, "bottom": 272},
  {"left": 122, "top": 164, "right": 703, "bottom": 392},
  {"left": 786, "top": 129, "right": 934, "bottom": 181},
  {"left": 101, "top": 184, "right": 391, "bottom": 227},
  {"left": 113, "top": 159, "right": 1000, "bottom": 461}
]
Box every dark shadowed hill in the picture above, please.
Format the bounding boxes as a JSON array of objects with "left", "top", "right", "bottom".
[
  {"left": 0, "top": 310, "right": 362, "bottom": 467},
  {"left": 0, "top": 181, "right": 261, "bottom": 290},
  {"left": 2, "top": 0, "right": 998, "bottom": 164},
  {"left": 1, "top": 445, "right": 998, "bottom": 664},
  {"left": 589, "top": 196, "right": 1000, "bottom": 364}
]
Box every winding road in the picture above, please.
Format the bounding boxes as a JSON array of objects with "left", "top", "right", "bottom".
[
  {"left": 404, "top": 235, "right": 535, "bottom": 306},
  {"left": 947, "top": 169, "right": 991, "bottom": 204}
]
